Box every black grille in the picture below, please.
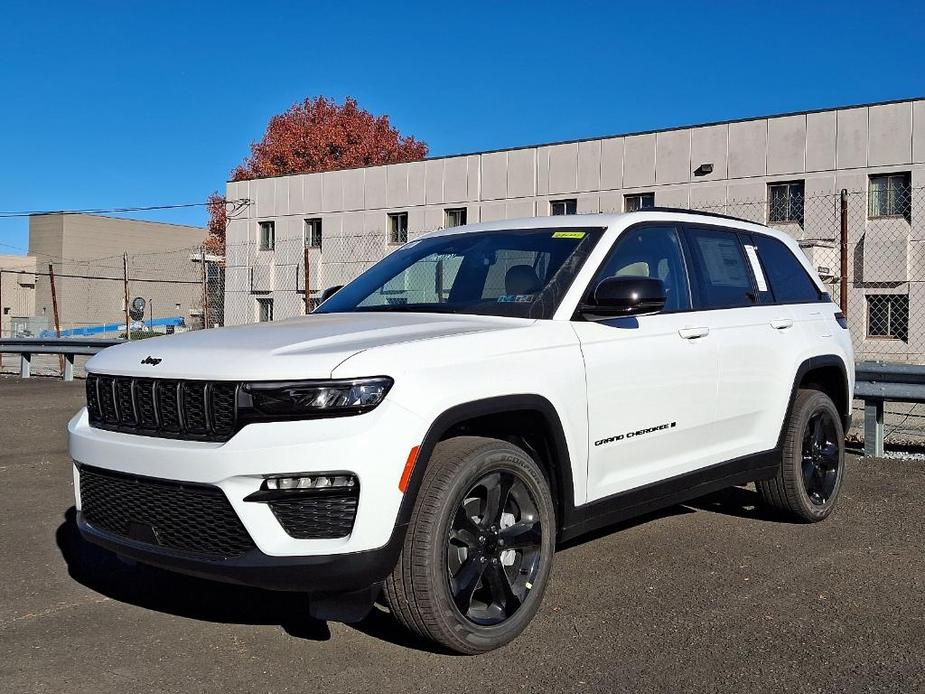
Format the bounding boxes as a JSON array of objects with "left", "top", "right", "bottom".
[
  {"left": 269, "top": 490, "right": 359, "bottom": 539},
  {"left": 86, "top": 374, "right": 238, "bottom": 442},
  {"left": 79, "top": 464, "right": 255, "bottom": 559}
]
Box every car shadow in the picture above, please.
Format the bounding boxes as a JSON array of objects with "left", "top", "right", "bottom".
[
  {"left": 555, "top": 505, "right": 695, "bottom": 551},
  {"left": 55, "top": 507, "right": 331, "bottom": 641},
  {"left": 682, "top": 485, "right": 796, "bottom": 523},
  {"left": 56, "top": 488, "right": 792, "bottom": 650}
]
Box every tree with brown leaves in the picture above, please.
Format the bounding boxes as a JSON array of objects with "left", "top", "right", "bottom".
[{"left": 207, "top": 97, "right": 428, "bottom": 252}]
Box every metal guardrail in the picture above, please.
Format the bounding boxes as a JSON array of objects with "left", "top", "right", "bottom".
[
  {"left": 0, "top": 338, "right": 121, "bottom": 381},
  {"left": 854, "top": 361, "right": 925, "bottom": 457}
]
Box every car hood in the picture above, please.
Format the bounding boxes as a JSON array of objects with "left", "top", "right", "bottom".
[{"left": 85, "top": 312, "right": 533, "bottom": 380}]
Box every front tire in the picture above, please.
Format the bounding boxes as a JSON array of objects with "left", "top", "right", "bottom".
[
  {"left": 383, "top": 436, "right": 556, "bottom": 654},
  {"left": 756, "top": 388, "right": 846, "bottom": 522}
]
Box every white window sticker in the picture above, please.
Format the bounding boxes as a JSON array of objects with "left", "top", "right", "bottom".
[{"left": 744, "top": 244, "right": 768, "bottom": 292}]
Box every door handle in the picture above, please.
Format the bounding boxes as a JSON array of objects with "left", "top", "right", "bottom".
[
  {"left": 770, "top": 318, "right": 794, "bottom": 330},
  {"left": 678, "top": 326, "right": 709, "bottom": 339}
]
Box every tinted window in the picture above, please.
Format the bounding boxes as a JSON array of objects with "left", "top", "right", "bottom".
[
  {"left": 753, "top": 235, "right": 821, "bottom": 303},
  {"left": 685, "top": 228, "right": 755, "bottom": 309},
  {"left": 592, "top": 225, "right": 691, "bottom": 312}
]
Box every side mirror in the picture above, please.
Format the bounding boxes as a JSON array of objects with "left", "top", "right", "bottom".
[
  {"left": 581, "top": 275, "right": 666, "bottom": 318},
  {"left": 319, "top": 285, "right": 343, "bottom": 303}
]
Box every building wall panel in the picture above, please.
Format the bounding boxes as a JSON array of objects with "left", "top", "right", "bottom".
[
  {"left": 623, "top": 134, "right": 656, "bottom": 188},
  {"left": 868, "top": 102, "right": 913, "bottom": 166},
  {"left": 728, "top": 120, "right": 767, "bottom": 178},
  {"left": 548, "top": 143, "right": 579, "bottom": 194},
  {"left": 836, "top": 107, "right": 868, "bottom": 169},
  {"left": 508, "top": 148, "right": 536, "bottom": 198},
  {"left": 690, "top": 125, "right": 727, "bottom": 181},
  {"left": 767, "top": 114, "right": 806, "bottom": 175},
  {"left": 600, "top": 137, "right": 624, "bottom": 190},
  {"left": 655, "top": 129, "right": 690, "bottom": 185}
]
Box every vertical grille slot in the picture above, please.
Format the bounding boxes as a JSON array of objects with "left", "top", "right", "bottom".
[
  {"left": 98, "top": 376, "right": 119, "bottom": 424},
  {"left": 115, "top": 378, "right": 136, "bottom": 426},
  {"left": 210, "top": 383, "right": 237, "bottom": 436},
  {"left": 156, "top": 380, "right": 182, "bottom": 432},
  {"left": 134, "top": 379, "right": 158, "bottom": 429},
  {"left": 182, "top": 382, "right": 209, "bottom": 434},
  {"left": 86, "top": 375, "right": 101, "bottom": 423}
]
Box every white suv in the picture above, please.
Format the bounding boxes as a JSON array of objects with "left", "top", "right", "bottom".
[{"left": 69, "top": 210, "right": 854, "bottom": 653}]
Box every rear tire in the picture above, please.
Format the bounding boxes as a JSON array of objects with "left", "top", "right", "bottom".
[
  {"left": 383, "top": 436, "right": 555, "bottom": 654},
  {"left": 756, "top": 388, "right": 846, "bottom": 522}
]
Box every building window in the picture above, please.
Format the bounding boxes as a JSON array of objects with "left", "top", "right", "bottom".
[
  {"left": 867, "top": 294, "right": 908, "bottom": 341},
  {"left": 624, "top": 193, "right": 655, "bottom": 212},
  {"left": 768, "top": 181, "right": 804, "bottom": 226},
  {"left": 258, "top": 221, "right": 275, "bottom": 251},
  {"left": 550, "top": 199, "right": 577, "bottom": 216},
  {"left": 444, "top": 207, "right": 467, "bottom": 228},
  {"left": 869, "top": 173, "right": 911, "bottom": 219},
  {"left": 304, "top": 218, "right": 322, "bottom": 249},
  {"left": 388, "top": 212, "right": 408, "bottom": 244},
  {"left": 257, "top": 297, "right": 274, "bottom": 322}
]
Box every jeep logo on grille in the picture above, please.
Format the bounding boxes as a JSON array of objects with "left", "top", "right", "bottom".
[{"left": 140, "top": 356, "right": 162, "bottom": 366}]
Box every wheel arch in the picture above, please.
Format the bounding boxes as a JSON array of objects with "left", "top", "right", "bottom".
[
  {"left": 394, "top": 395, "right": 579, "bottom": 539},
  {"left": 782, "top": 354, "right": 852, "bottom": 443}
]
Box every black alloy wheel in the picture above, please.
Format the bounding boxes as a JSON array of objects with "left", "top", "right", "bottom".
[
  {"left": 756, "top": 388, "right": 846, "bottom": 522},
  {"left": 383, "top": 436, "right": 556, "bottom": 654},
  {"left": 801, "top": 409, "right": 840, "bottom": 505},
  {"left": 447, "top": 470, "right": 544, "bottom": 625}
]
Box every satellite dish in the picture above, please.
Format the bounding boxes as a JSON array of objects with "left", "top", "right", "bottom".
[{"left": 129, "top": 296, "right": 146, "bottom": 321}]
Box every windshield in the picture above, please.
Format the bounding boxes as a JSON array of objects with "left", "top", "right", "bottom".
[{"left": 315, "top": 227, "right": 604, "bottom": 319}]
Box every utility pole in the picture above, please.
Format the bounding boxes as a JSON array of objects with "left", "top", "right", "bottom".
[
  {"left": 200, "top": 247, "right": 209, "bottom": 329},
  {"left": 303, "top": 246, "right": 310, "bottom": 314},
  {"left": 123, "top": 253, "right": 131, "bottom": 341},
  {"left": 48, "top": 263, "right": 64, "bottom": 372},
  {"left": 839, "top": 189, "right": 849, "bottom": 315}
]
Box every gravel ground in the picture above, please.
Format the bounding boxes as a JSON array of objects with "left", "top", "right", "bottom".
[{"left": 1, "top": 376, "right": 923, "bottom": 693}]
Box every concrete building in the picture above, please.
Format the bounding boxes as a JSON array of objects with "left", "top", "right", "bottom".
[
  {"left": 28, "top": 213, "right": 207, "bottom": 335},
  {"left": 224, "top": 97, "right": 925, "bottom": 361},
  {"left": 0, "top": 255, "right": 37, "bottom": 338}
]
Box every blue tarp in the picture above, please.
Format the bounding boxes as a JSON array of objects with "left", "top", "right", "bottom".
[{"left": 39, "top": 316, "right": 186, "bottom": 339}]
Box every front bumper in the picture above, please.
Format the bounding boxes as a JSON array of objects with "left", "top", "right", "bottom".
[
  {"left": 77, "top": 510, "right": 405, "bottom": 593},
  {"left": 68, "top": 400, "right": 428, "bottom": 559}
]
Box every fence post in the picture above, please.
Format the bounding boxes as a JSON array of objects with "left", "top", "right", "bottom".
[
  {"left": 303, "top": 246, "right": 310, "bottom": 314},
  {"left": 839, "top": 189, "right": 849, "bottom": 315},
  {"left": 200, "top": 247, "right": 208, "bottom": 329},
  {"left": 48, "top": 263, "right": 64, "bottom": 373},
  {"left": 123, "top": 253, "right": 131, "bottom": 341}
]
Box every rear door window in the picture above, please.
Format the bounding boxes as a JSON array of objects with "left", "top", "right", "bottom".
[
  {"left": 684, "top": 227, "right": 756, "bottom": 309},
  {"left": 752, "top": 234, "right": 822, "bottom": 304}
]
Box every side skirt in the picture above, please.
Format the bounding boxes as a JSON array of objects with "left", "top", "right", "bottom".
[{"left": 558, "top": 448, "right": 779, "bottom": 543}]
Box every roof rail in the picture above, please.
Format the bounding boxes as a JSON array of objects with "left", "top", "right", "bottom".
[{"left": 637, "top": 207, "right": 756, "bottom": 224}]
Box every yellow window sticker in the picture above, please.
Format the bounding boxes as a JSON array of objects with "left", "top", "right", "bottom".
[{"left": 552, "top": 231, "right": 586, "bottom": 239}]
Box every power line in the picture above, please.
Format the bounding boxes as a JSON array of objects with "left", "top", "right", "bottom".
[
  {"left": 0, "top": 268, "right": 201, "bottom": 285},
  {"left": 0, "top": 198, "right": 251, "bottom": 220}
]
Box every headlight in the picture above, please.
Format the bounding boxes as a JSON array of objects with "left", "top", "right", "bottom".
[{"left": 241, "top": 377, "right": 393, "bottom": 419}]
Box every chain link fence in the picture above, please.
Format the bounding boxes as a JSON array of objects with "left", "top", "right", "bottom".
[
  {"left": 3, "top": 184, "right": 924, "bottom": 446},
  {"left": 0, "top": 244, "right": 223, "bottom": 376}
]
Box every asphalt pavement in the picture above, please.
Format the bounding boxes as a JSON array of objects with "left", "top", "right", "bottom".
[{"left": 1, "top": 376, "right": 923, "bottom": 693}]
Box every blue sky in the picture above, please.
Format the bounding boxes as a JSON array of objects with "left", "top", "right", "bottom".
[{"left": 1, "top": 0, "right": 922, "bottom": 253}]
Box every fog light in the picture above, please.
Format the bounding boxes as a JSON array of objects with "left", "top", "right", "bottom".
[{"left": 266, "top": 474, "right": 356, "bottom": 491}]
